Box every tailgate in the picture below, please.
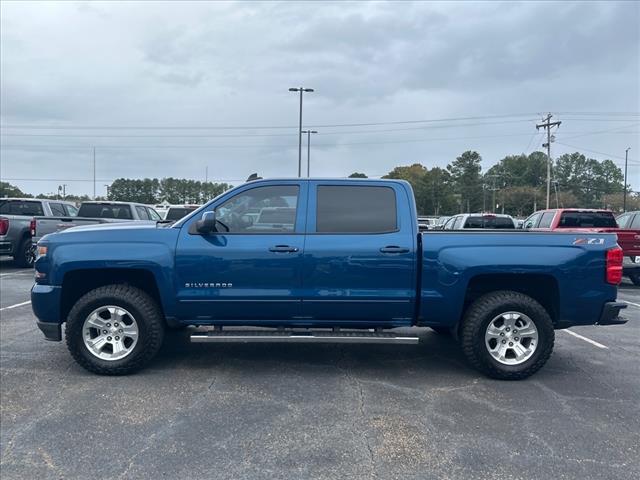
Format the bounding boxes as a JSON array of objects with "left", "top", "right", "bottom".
[{"left": 613, "top": 229, "right": 640, "bottom": 257}]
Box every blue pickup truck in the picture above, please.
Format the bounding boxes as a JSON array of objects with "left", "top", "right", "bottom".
[{"left": 31, "top": 178, "right": 628, "bottom": 379}]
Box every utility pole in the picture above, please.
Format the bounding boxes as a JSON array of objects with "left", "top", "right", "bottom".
[
  {"left": 289, "top": 87, "right": 314, "bottom": 177},
  {"left": 536, "top": 114, "right": 561, "bottom": 209},
  {"left": 205, "top": 165, "right": 208, "bottom": 184},
  {"left": 92, "top": 146, "right": 96, "bottom": 200},
  {"left": 301, "top": 130, "right": 317, "bottom": 177},
  {"left": 623, "top": 147, "right": 630, "bottom": 212}
]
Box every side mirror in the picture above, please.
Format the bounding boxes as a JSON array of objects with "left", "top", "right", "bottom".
[{"left": 196, "top": 211, "right": 217, "bottom": 234}]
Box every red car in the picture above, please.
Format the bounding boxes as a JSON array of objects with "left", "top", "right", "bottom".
[{"left": 523, "top": 208, "right": 640, "bottom": 285}]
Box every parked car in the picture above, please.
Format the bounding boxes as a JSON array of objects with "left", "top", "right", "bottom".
[
  {"left": 33, "top": 201, "right": 162, "bottom": 244},
  {"left": 0, "top": 198, "right": 78, "bottom": 267},
  {"left": 523, "top": 209, "right": 640, "bottom": 285},
  {"left": 433, "top": 216, "right": 451, "bottom": 230},
  {"left": 164, "top": 204, "right": 200, "bottom": 222},
  {"left": 417, "top": 216, "right": 438, "bottom": 232},
  {"left": 615, "top": 211, "right": 640, "bottom": 285},
  {"left": 442, "top": 213, "right": 516, "bottom": 230},
  {"left": 32, "top": 178, "right": 628, "bottom": 379}
]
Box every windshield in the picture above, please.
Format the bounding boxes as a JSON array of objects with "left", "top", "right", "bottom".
[{"left": 557, "top": 211, "right": 617, "bottom": 228}]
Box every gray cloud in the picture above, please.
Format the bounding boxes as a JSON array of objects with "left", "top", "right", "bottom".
[{"left": 1, "top": 0, "right": 638, "bottom": 197}]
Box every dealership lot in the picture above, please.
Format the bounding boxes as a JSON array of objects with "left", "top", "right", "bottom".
[{"left": 1, "top": 259, "right": 638, "bottom": 480}]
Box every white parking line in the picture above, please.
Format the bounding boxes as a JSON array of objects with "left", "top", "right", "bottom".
[
  {"left": 0, "top": 301, "right": 31, "bottom": 312},
  {"left": 621, "top": 300, "right": 640, "bottom": 309},
  {"left": 0, "top": 271, "right": 33, "bottom": 278},
  {"left": 563, "top": 329, "right": 608, "bottom": 349}
]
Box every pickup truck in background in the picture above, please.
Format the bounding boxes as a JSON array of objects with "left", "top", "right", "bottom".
[
  {"left": 32, "top": 201, "right": 162, "bottom": 244},
  {"left": 164, "top": 204, "right": 200, "bottom": 221},
  {"left": 32, "top": 179, "right": 628, "bottom": 379},
  {"left": 523, "top": 208, "right": 640, "bottom": 284},
  {"left": 615, "top": 210, "right": 640, "bottom": 285},
  {"left": 0, "top": 198, "right": 78, "bottom": 267},
  {"left": 442, "top": 213, "right": 516, "bottom": 230}
]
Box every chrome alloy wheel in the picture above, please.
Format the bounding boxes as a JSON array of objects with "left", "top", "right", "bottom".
[
  {"left": 82, "top": 306, "right": 139, "bottom": 361},
  {"left": 484, "top": 311, "right": 539, "bottom": 365}
]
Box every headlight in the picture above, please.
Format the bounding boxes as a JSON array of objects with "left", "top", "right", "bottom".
[{"left": 37, "top": 245, "right": 48, "bottom": 258}]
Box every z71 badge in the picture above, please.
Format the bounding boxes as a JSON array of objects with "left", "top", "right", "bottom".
[
  {"left": 573, "top": 238, "right": 604, "bottom": 245},
  {"left": 184, "top": 282, "right": 233, "bottom": 288}
]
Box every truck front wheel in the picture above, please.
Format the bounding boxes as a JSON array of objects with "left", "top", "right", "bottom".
[
  {"left": 65, "top": 285, "right": 165, "bottom": 375},
  {"left": 460, "top": 291, "right": 554, "bottom": 380}
]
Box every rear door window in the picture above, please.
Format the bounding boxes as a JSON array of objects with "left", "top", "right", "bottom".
[
  {"left": 316, "top": 186, "right": 397, "bottom": 233},
  {"left": 630, "top": 215, "right": 640, "bottom": 229},
  {"left": 0, "top": 200, "right": 44, "bottom": 216},
  {"left": 452, "top": 216, "right": 465, "bottom": 229},
  {"left": 557, "top": 211, "right": 617, "bottom": 228}
]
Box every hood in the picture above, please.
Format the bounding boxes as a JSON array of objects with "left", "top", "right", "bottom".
[{"left": 58, "top": 221, "right": 159, "bottom": 235}]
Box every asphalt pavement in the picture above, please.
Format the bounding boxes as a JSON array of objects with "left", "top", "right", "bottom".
[{"left": 1, "top": 258, "right": 638, "bottom": 480}]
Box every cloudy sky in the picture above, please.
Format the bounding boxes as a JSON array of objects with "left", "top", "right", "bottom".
[{"left": 1, "top": 0, "right": 639, "bottom": 197}]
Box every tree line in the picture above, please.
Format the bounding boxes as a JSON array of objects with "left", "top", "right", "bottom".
[
  {"left": 352, "top": 150, "right": 637, "bottom": 216},
  {"left": 2, "top": 150, "right": 637, "bottom": 215}
]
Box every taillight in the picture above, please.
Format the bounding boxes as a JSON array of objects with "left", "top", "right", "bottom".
[
  {"left": 0, "top": 217, "right": 8, "bottom": 236},
  {"left": 30, "top": 218, "right": 36, "bottom": 237},
  {"left": 606, "top": 247, "right": 623, "bottom": 285}
]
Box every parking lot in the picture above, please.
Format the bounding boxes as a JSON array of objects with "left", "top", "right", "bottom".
[{"left": 0, "top": 258, "right": 638, "bottom": 480}]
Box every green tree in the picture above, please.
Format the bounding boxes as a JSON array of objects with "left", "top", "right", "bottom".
[
  {"left": 0, "top": 182, "right": 31, "bottom": 198},
  {"left": 418, "top": 167, "right": 457, "bottom": 215},
  {"left": 348, "top": 172, "right": 368, "bottom": 178},
  {"left": 383, "top": 164, "right": 429, "bottom": 212},
  {"left": 447, "top": 151, "right": 483, "bottom": 212}
]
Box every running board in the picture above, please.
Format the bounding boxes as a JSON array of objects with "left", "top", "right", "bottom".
[{"left": 190, "top": 329, "right": 419, "bottom": 344}]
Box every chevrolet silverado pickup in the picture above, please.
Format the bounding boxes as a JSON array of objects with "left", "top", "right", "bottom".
[{"left": 32, "top": 179, "right": 628, "bottom": 379}]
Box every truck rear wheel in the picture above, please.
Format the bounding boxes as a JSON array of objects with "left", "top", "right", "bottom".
[
  {"left": 628, "top": 271, "right": 640, "bottom": 286},
  {"left": 460, "top": 291, "right": 554, "bottom": 380},
  {"left": 14, "top": 238, "right": 34, "bottom": 268},
  {"left": 65, "top": 285, "right": 165, "bottom": 375}
]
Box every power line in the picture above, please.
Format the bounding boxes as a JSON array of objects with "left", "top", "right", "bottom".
[
  {"left": 0, "top": 118, "right": 542, "bottom": 138},
  {"left": 554, "top": 141, "right": 640, "bottom": 164},
  {"left": 0, "top": 113, "right": 558, "bottom": 131}
]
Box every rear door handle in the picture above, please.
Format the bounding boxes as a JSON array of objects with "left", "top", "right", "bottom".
[
  {"left": 380, "top": 246, "right": 410, "bottom": 254},
  {"left": 269, "top": 245, "right": 299, "bottom": 253}
]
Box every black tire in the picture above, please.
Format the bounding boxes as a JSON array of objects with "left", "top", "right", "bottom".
[
  {"left": 65, "top": 284, "right": 165, "bottom": 375},
  {"left": 629, "top": 271, "right": 640, "bottom": 286},
  {"left": 14, "top": 237, "right": 34, "bottom": 268},
  {"left": 460, "top": 290, "right": 554, "bottom": 380},
  {"left": 430, "top": 326, "right": 452, "bottom": 335}
]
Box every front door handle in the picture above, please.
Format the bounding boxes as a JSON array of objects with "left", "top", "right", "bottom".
[
  {"left": 380, "top": 246, "right": 410, "bottom": 254},
  {"left": 269, "top": 245, "right": 299, "bottom": 253}
]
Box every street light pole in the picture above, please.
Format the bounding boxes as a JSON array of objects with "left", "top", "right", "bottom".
[
  {"left": 289, "top": 87, "right": 314, "bottom": 177},
  {"left": 301, "top": 130, "right": 318, "bottom": 177},
  {"left": 623, "top": 147, "right": 630, "bottom": 212}
]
